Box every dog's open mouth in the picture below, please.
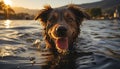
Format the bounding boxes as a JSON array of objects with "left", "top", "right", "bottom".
[{"left": 55, "top": 37, "right": 68, "bottom": 53}]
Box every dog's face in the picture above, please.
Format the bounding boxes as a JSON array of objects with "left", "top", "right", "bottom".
[{"left": 35, "top": 5, "right": 90, "bottom": 54}]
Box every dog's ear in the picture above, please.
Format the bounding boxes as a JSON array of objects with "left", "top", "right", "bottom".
[
  {"left": 68, "top": 5, "right": 90, "bottom": 20},
  {"left": 35, "top": 5, "right": 52, "bottom": 24}
]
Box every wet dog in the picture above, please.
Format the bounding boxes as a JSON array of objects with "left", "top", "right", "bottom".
[{"left": 35, "top": 4, "right": 90, "bottom": 54}]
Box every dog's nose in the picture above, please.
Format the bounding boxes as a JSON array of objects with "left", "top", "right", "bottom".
[{"left": 56, "top": 26, "right": 67, "bottom": 37}]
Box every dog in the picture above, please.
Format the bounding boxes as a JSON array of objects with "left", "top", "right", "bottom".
[{"left": 35, "top": 4, "right": 90, "bottom": 54}]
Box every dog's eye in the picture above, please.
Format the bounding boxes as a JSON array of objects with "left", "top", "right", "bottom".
[
  {"left": 48, "top": 17, "right": 54, "bottom": 22},
  {"left": 48, "top": 16, "right": 57, "bottom": 23},
  {"left": 66, "top": 17, "right": 74, "bottom": 22}
]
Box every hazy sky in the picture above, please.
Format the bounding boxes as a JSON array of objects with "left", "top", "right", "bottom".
[{"left": 1, "top": 0, "right": 102, "bottom": 9}]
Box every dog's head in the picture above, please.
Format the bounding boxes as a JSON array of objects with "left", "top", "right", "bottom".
[{"left": 35, "top": 5, "right": 90, "bottom": 54}]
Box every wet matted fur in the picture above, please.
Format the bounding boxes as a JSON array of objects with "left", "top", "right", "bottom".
[{"left": 35, "top": 4, "right": 90, "bottom": 54}]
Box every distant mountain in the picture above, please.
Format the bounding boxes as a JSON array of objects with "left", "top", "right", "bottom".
[
  {"left": 13, "top": 7, "right": 39, "bottom": 15},
  {"left": 80, "top": 0, "right": 120, "bottom": 9},
  {"left": 12, "top": 0, "right": 120, "bottom": 15}
]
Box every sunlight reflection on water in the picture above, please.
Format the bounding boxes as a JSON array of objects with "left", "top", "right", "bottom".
[
  {"left": 4, "top": 20, "right": 12, "bottom": 28},
  {"left": 0, "top": 20, "right": 120, "bottom": 69}
]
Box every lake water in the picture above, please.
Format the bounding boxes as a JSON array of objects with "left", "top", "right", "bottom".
[{"left": 0, "top": 20, "right": 120, "bottom": 69}]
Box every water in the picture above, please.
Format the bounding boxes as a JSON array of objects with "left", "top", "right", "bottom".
[{"left": 0, "top": 20, "right": 120, "bottom": 69}]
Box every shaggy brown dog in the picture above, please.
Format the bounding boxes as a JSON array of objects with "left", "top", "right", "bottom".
[{"left": 35, "top": 5, "right": 90, "bottom": 54}]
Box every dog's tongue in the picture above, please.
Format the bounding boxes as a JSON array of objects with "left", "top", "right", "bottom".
[{"left": 56, "top": 38, "right": 68, "bottom": 50}]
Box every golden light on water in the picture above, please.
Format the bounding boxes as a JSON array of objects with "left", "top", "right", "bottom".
[
  {"left": 4, "top": 0, "right": 12, "bottom": 6},
  {"left": 4, "top": 20, "right": 12, "bottom": 28}
]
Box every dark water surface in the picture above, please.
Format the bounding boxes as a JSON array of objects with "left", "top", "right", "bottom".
[{"left": 0, "top": 20, "right": 120, "bottom": 69}]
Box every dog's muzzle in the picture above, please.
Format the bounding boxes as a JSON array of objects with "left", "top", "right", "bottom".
[{"left": 53, "top": 25, "right": 69, "bottom": 54}]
